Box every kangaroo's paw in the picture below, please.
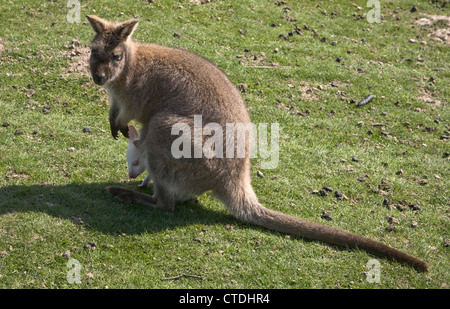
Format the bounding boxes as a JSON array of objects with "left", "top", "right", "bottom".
[{"left": 119, "top": 125, "right": 129, "bottom": 138}]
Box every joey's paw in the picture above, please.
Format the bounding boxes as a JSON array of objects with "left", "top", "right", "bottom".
[
  {"left": 139, "top": 175, "right": 151, "bottom": 188},
  {"left": 138, "top": 179, "right": 150, "bottom": 188}
]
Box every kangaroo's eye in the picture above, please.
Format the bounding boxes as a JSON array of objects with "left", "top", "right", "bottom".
[
  {"left": 113, "top": 54, "right": 123, "bottom": 61},
  {"left": 132, "top": 160, "right": 139, "bottom": 166}
]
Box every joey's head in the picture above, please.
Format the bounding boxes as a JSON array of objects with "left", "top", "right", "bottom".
[
  {"left": 126, "top": 125, "right": 146, "bottom": 179},
  {"left": 86, "top": 15, "right": 138, "bottom": 85}
]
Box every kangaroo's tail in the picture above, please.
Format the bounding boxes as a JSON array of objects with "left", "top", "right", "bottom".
[
  {"left": 108, "top": 184, "right": 430, "bottom": 271},
  {"left": 221, "top": 188, "right": 430, "bottom": 271}
]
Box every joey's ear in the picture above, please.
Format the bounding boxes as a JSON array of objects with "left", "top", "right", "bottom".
[
  {"left": 114, "top": 19, "right": 139, "bottom": 41},
  {"left": 86, "top": 15, "right": 107, "bottom": 34},
  {"left": 128, "top": 125, "right": 139, "bottom": 140}
]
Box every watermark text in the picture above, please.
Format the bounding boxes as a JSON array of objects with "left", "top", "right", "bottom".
[
  {"left": 171, "top": 115, "right": 279, "bottom": 169},
  {"left": 367, "top": 0, "right": 381, "bottom": 23},
  {"left": 67, "top": 0, "right": 81, "bottom": 24},
  {"left": 366, "top": 259, "right": 381, "bottom": 283}
]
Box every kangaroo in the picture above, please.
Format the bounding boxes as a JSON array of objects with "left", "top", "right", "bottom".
[
  {"left": 86, "top": 15, "right": 429, "bottom": 271},
  {"left": 126, "top": 124, "right": 151, "bottom": 188}
]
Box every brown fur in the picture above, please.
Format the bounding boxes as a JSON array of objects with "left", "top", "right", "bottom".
[{"left": 87, "top": 15, "right": 429, "bottom": 271}]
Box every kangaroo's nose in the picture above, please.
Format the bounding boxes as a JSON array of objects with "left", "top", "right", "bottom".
[{"left": 93, "top": 72, "right": 106, "bottom": 84}]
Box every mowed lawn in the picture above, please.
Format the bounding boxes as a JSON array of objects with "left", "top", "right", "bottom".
[{"left": 0, "top": 0, "right": 448, "bottom": 289}]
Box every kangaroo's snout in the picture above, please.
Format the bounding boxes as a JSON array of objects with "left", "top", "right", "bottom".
[{"left": 93, "top": 72, "right": 107, "bottom": 85}]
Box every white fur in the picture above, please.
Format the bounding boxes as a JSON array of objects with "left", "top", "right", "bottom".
[{"left": 126, "top": 125, "right": 151, "bottom": 188}]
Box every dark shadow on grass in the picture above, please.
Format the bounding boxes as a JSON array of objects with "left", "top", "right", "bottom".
[
  {"left": 0, "top": 182, "right": 241, "bottom": 235},
  {"left": 0, "top": 182, "right": 427, "bottom": 271},
  {"left": 0, "top": 181, "right": 349, "bottom": 247}
]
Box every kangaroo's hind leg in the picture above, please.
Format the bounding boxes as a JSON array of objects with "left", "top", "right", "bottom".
[
  {"left": 106, "top": 182, "right": 175, "bottom": 212},
  {"left": 106, "top": 186, "right": 156, "bottom": 206}
]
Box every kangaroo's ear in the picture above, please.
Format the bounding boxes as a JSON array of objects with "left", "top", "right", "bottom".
[
  {"left": 133, "top": 140, "right": 139, "bottom": 148},
  {"left": 86, "top": 15, "right": 107, "bottom": 34},
  {"left": 114, "top": 19, "right": 139, "bottom": 41}
]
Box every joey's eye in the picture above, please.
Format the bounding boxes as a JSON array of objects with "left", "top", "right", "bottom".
[
  {"left": 113, "top": 54, "right": 123, "bottom": 61},
  {"left": 132, "top": 160, "right": 139, "bottom": 166}
]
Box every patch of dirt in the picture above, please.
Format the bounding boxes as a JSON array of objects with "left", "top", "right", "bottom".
[
  {"left": 277, "top": 102, "right": 309, "bottom": 116},
  {"left": 0, "top": 37, "right": 5, "bottom": 55},
  {"left": 419, "top": 88, "right": 444, "bottom": 106},
  {"left": 189, "top": 0, "right": 210, "bottom": 4},
  {"left": 415, "top": 14, "right": 450, "bottom": 44},
  {"left": 61, "top": 39, "right": 91, "bottom": 78},
  {"left": 369, "top": 59, "right": 393, "bottom": 66},
  {"left": 298, "top": 82, "right": 320, "bottom": 100},
  {"left": 237, "top": 51, "right": 283, "bottom": 69},
  {"left": 429, "top": 28, "right": 450, "bottom": 44},
  {"left": 6, "top": 170, "right": 30, "bottom": 180},
  {"left": 416, "top": 14, "right": 450, "bottom": 26}
]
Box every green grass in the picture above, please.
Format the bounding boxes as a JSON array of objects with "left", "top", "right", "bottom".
[{"left": 0, "top": 0, "right": 448, "bottom": 289}]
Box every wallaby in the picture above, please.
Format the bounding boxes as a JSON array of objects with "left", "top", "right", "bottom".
[
  {"left": 86, "top": 15, "right": 429, "bottom": 271},
  {"left": 126, "top": 124, "right": 151, "bottom": 188}
]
